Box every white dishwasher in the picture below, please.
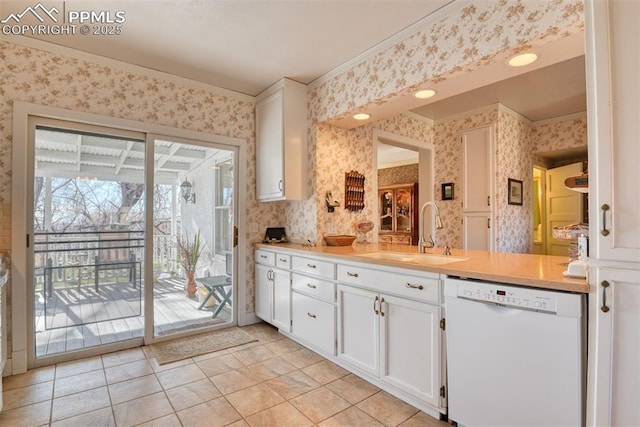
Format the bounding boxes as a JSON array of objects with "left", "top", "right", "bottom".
[{"left": 445, "top": 277, "right": 585, "bottom": 427}]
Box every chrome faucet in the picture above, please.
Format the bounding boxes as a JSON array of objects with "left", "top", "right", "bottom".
[{"left": 418, "top": 201, "right": 444, "bottom": 253}]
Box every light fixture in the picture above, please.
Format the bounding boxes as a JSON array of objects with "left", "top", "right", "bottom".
[
  {"left": 508, "top": 52, "right": 538, "bottom": 67},
  {"left": 180, "top": 178, "right": 196, "bottom": 203},
  {"left": 353, "top": 113, "right": 371, "bottom": 121},
  {"left": 414, "top": 89, "right": 437, "bottom": 99}
]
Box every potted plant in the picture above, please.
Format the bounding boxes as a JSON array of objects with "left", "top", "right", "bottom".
[{"left": 177, "top": 230, "right": 205, "bottom": 298}]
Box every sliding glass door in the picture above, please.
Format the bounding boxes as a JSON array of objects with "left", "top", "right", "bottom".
[
  {"left": 28, "top": 118, "right": 237, "bottom": 365},
  {"left": 151, "top": 137, "right": 235, "bottom": 337}
]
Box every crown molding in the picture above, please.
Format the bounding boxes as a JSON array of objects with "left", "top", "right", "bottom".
[{"left": 532, "top": 111, "right": 587, "bottom": 126}]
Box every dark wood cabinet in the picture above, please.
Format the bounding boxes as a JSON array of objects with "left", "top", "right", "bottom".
[{"left": 378, "top": 183, "right": 418, "bottom": 245}]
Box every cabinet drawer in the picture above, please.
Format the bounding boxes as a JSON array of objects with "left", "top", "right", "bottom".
[
  {"left": 292, "top": 273, "right": 335, "bottom": 302},
  {"left": 379, "top": 235, "right": 393, "bottom": 243},
  {"left": 337, "top": 264, "right": 440, "bottom": 304},
  {"left": 256, "top": 249, "right": 275, "bottom": 266},
  {"left": 393, "top": 235, "right": 412, "bottom": 245},
  {"left": 276, "top": 254, "right": 291, "bottom": 269},
  {"left": 292, "top": 256, "right": 335, "bottom": 279},
  {"left": 292, "top": 292, "right": 335, "bottom": 355}
]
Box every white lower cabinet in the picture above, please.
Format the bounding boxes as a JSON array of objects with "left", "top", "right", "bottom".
[
  {"left": 337, "top": 266, "right": 443, "bottom": 408},
  {"left": 255, "top": 248, "right": 444, "bottom": 416},
  {"left": 291, "top": 292, "right": 335, "bottom": 355},
  {"left": 337, "top": 285, "right": 379, "bottom": 376},
  {"left": 255, "top": 260, "right": 291, "bottom": 332},
  {"left": 380, "top": 294, "right": 441, "bottom": 406}
]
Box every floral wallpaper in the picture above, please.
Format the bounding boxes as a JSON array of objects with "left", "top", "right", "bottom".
[
  {"left": 284, "top": 114, "right": 434, "bottom": 243},
  {"left": 292, "top": 0, "right": 584, "bottom": 248},
  {"left": 532, "top": 113, "right": 588, "bottom": 167},
  {"left": 308, "top": 0, "right": 584, "bottom": 124},
  {"left": 378, "top": 164, "right": 419, "bottom": 187},
  {"left": 0, "top": 0, "right": 587, "bottom": 362},
  {"left": 496, "top": 110, "right": 534, "bottom": 253},
  {"left": 0, "top": 41, "right": 285, "bottom": 348},
  {"left": 433, "top": 109, "right": 499, "bottom": 249}
]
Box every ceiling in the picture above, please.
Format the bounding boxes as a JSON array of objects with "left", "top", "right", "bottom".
[
  {"left": 2, "top": 0, "right": 586, "bottom": 124},
  {"left": 1, "top": 0, "right": 453, "bottom": 96}
]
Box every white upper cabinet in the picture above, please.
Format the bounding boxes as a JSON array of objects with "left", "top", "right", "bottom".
[
  {"left": 255, "top": 78, "right": 307, "bottom": 201},
  {"left": 586, "top": 0, "right": 640, "bottom": 263}
]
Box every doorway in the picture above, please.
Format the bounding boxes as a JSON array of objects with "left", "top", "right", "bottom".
[
  {"left": 373, "top": 130, "right": 434, "bottom": 244},
  {"left": 25, "top": 116, "right": 238, "bottom": 366}
]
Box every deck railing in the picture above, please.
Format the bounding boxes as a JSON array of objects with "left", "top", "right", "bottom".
[{"left": 33, "top": 231, "right": 178, "bottom": 292}]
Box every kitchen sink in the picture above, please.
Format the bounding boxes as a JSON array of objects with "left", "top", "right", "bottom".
[{"left": 357, "top": 252, "right": 468, "bottom": 265}]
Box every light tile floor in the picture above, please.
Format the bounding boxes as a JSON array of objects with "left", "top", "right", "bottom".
[{"left": 0, "top": 323, "right": 449, "bottom": 426}]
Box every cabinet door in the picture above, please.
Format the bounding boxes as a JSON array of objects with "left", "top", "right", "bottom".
[
  {"left": 292, "top": 292, "right": 336, "bottom": 355},
  {"left": 255, "top": 264, "right": 272, "bottom": 322},
  {"left": 461, "top": 126, "right": 493, "bottom": 212},
  {"left": 272, "top": 268, "right": 291, "bottom": 332},
  {"left": 255, "top": 89, "right": 285, "bottom": 201},
  {"left": 379, "top": 189, "right": 394, "bottom": 232},
  {"left": 395, "top": 188, "right": 412, "bottom": 233},
  {"left": 586, "top": 0, "right": 640, "bottom": 263},
  {"left": 337, "top": 285, "right": 379, "bottom": 376},
  {"left": 379, "top": 294, "right": 441, "bottom": 407},
  {"left": 462, "top": 212, "right": 492, "bottom": 251},
  {"left": 588, "top": 268, "right": 640, "bottom": 427}
]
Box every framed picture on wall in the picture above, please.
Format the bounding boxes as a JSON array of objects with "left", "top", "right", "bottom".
[
  {"left": 508, "top": 178, "right": 523, "bottom": 206},
  {"left": 442, "top": 183, "right": 454, "bottom": 200}
]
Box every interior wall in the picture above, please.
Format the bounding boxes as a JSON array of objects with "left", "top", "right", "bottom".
[
  {"left": 378, "top": 164, "right": 419, "bottom": 187},
  {"left": 0, "top": 40, "right": 277, "bottom": 340},
  {"left": 496, "top": 110, "right": 534, "bottom": 253},
  {"left": 294, "top": 0, "right": 584, "bottom": 247}
]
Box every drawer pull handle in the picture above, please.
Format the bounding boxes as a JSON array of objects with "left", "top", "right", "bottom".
[
  {"left": 373, "top": 296, "right": 379, "bottom": 315},
  {"left": 601, "top": 204, "right": 610, "bottom": 236},
  {"left": 380, "top": 297, "right": 385, "bottom": 317},
  {"left": 307, "top": 283, "right": 317, "bottom": 289},
  {"left": 307, "top": 263, "right": 317, "bottom": 269},
  {"left": 260, "top": 255, "right": 267, "bottom": 259},
  {"left": 346, "top": 271, "right": 359, "bottom": 278},
  {"left": 279, "top": 258, "right": 287, "bottom": 263},
  {"left": 405, "top": 283, "right": 424, "bottom": 290},
  {"left": 307, "top": 312, "right": 317, "bottom": 318},
  {"left": 601, "top": 280, "right": 610, "bottom": 313}
]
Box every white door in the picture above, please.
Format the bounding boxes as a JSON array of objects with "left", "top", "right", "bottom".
[
  {"left": 545, "top": 162, "right": 583, "bottom": 256},
  {"left": 271, "top": 268, "right": 291, "bottom": 332},
  {"left": 379, "top": 294, "right": 441, "bottom": 406},
  {"left": 588, "top": 268, "right": 640, "bottom": 426},
  {"left": 254, "top": 264, "right": 272, "bottom": 322},
  {"left": 337, "top": 285, "right": 379, "bottom": 376}
]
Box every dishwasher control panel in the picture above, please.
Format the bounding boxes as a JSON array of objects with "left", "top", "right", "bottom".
[{"left": 455, "top": 280, "right": 557, "bottom": 313}]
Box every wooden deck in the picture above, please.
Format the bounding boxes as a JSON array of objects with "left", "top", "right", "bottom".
[{"left": 35, "top": 277, "right": 232, "bottom": 357}]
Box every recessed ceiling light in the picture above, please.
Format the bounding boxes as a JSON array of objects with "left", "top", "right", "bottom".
[
  {"left": 353, "top": 113, "right": 370, "bottom": 120},
  {"left": 414, "top": 89, "right": 437, "bottom": 99},
  {"left": 508, "top": 52, "right": 538, "bottom": 67}
]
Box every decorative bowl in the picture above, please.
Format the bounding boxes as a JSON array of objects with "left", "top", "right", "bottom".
[{"left": 323, "top": 235, "right": 357, "bottom": 246}]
